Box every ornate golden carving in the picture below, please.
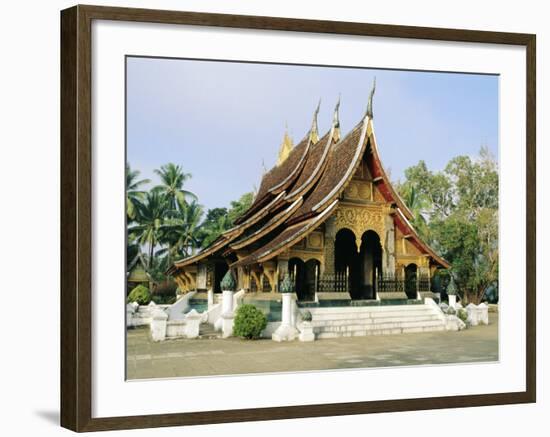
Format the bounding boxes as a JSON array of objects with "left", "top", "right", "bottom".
[
  {"left": 334, "top": 205, "right": 385, "bottom": 241},
  {"left": 344, "top": 181, "right": 372, "bottom": 201},
  {"left": 307, "top": 232, "right": 323, "bottom": 248},
  {"left": 358, "top": 182, "right": 371, "bottom": 199},
  {"left": 288, "top": 250, "right": 324, "bottom": 266}
]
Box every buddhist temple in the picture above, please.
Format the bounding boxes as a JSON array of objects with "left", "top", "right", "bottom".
[{"left": 168, "top": 83, "right": 450, "bottom": 306}]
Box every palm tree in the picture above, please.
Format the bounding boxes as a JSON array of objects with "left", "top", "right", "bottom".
[
  {"left": 401, "top": 185, "right": 430, "bottom": 240},
  {"left": 159, "top": 198, "right": 204, "bottom": 261},
  {"left": 153, "top": 163, "right": 197, "bottom": 211},
  {"left": 129, "top": 191, "right": 170, "bottom": 269},
  {"left": 200, "top": 213, "right": 232, "bottom": 248},
  {"left": 126, "top": 163, "right": 150, "bottom": 221}
]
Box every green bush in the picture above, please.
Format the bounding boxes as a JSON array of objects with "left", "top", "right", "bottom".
[
  {"left": 457, "top": 308, "right": 468, "bottom": 324},
  {"left": 446, "top": 306, "right": 456, "bottom": 315},
  {"left": 233, "top": 304, "right": 268, "bottom": 339},
  {"left": 127, "top": 284, "right": 151, "bottom": 305}
]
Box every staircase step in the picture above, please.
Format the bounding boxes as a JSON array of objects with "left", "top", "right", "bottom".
[
  {"left": 311, "top": 316, "right": 442, "bottom": 327},
  {"left": 198, "top": 323, "right": 219, "bottom": 339},
  {"left": 316, "top": 324, "right": 445, "bottom": 338},
  {"left": 314, "top": 319, "right": 444, "bottom": 332},
  {"left": 311, "top": 311, "right": 439, "bottom": 321},
  {"left": 305, "top": 303, "right": 446, "bottom": 338}
]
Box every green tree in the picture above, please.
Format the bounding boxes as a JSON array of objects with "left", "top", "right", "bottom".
[
  {"left": 126, "top": 163, "right": 150, "bottom": 221},
  {"left": 129, "top": 191, "right": 170, "bottom": 269},
  {"left": 399, "top": 147, "right": 498, "bottom": 304},
  {"left": 197, "top": 207, "right": 229, "bottom": 248},
  {"left": 227, "top": 192, "right": 254, "bottom": 224},
  {"left": 396, "top": 183, "right": 430, "bottom": 240},
  {"left": 198, "top": 193, "right": 254, "bottom": 248},
  {"left": 153, "top": 163, "right": 197, "bottom": 211},
  {"left": 159, "top": 198, "right": 204, "bottom": 261}
]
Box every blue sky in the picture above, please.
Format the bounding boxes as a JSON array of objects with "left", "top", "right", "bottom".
[{"left": 127, "top": 57, "right": 498, "bottom": 212}]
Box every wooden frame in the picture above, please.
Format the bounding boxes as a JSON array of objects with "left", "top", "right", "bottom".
[{"left": 60, "top": 4, "right": 536, "bottom": 432}]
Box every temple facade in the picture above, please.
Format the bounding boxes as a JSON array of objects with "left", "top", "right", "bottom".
[{"left": 168, "top": 87, "right": 449, "bottom": 304}]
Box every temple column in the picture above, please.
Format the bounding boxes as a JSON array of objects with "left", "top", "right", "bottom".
[
  {"left": 236, "top": 266, "right": 246, "bottom": 290},
  {"left": 196, "top": 263, "right": 207, "bottom": 291},
  {"left": 323, "top": 217, "right": 336, "bottom": 275},
  {"left": 383, "top": 215, "right": 396, "bottom": 275}
]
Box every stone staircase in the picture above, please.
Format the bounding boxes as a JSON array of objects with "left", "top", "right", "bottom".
[
  {"left": 198, "top": 323, "right": 219, "bottom": 339},
  {"left": 309, "top": 304, "right": 446, "bottom": 339}
]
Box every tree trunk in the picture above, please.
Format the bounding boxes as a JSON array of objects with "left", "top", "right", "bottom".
[{"left": 148, "top": 240, "right": 154, "bottom": 270}]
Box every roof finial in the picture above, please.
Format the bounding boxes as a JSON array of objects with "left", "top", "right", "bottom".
[
  {"left": 366, "top": 77, "right": 376, "bottom": 119},
  {"left": 332, "top": 94, "right": 341, "bottom": 142},
  {"left": 261, "top": 158, "right": 267, "bottom": 174},
  {"left": 309, "top": 99, "right": 321, "bottom": 144},
  {"left": 277, "top": 124, "right": 294, "bottom": 165}
]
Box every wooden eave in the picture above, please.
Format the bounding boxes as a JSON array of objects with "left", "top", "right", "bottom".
[
  {"left": 367, "top": 129, "right": 415, "bottom": 220},
  {"left": 229, "top": 197, "right": 303, "bottom": 250},
  {"left": 231, "top": 200, "right": 338, "bottom": 267}
]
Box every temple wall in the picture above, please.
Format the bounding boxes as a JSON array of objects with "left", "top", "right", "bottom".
[
  {"left": 383, "top": 214, "right": 396, "bottom": 274},
  {"left": 323, "top": 216, "right": 336, "bottom": 275}
]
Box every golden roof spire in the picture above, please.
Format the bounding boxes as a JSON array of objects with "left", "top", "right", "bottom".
[
  {"left": 309, "top": 99, "right": 321, "bottom": 144},
  {"left": 332, "top": 95, "right": 341, "bottom": 142},
  {"left": 277, "top": 123, "right": 294, "bottom": 165}
]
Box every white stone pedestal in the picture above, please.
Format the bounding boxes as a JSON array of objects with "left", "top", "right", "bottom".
[
  {"left": 467, "top": 303, "right": 478, "bottom": 325},
  {"left": 298, "top": 321, "right": 315, "bottom": 342},
  {"left": 184, "top": 309, "right": 202, "bottom": 338},
  {"left": 207, "top": 288, "right": 214, "bottom": 309},
  {"left": 150, "top": 309, "right": 168, "bottom": 341},
  {"left": 219, "top": 289, "right": 235, "bottom": 337},
  {"left": 449, "top": 294, "right": 457, "bottom": 309},
  {"left": 272, "top": 293, "right": 298, "bottom": 342},
  {"left": 478, "top": 303, "right": 489, "bottom": 325},
  {"left": 222, "top": 289, "right": 234, "bottom": 313},
  {"left": 221, "top": 312, "right": 235, "bottom": 338}
]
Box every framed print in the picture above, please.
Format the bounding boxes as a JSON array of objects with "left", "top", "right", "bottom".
[{"left": 60, "top": 4, "right": 536, "bottom": 432}]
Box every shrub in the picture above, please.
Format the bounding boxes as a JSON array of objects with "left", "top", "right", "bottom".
[
  {"left": 127, "top": 284, "right": 151, "bottom": 305},
  {"left": 457, "top": 308, "right": 468, "bottom": 324},
  {"left": 446, "top": 307, "right": 456, "bottom": 316},
  {"left": 233, "top": 304, "right": 268, "bottom": 339}
]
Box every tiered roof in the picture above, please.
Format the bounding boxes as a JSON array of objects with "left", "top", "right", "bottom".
[{"left": 169, "top": 88, "right": 449, "bottom": 274}]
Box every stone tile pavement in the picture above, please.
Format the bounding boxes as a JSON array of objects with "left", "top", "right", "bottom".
[{"left": 126, "top": 314, "right": 498, "bottom": 380}]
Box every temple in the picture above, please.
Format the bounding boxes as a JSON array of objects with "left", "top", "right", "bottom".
[{"left": 168, "top": 83, "right": 449, "bottom": 311}]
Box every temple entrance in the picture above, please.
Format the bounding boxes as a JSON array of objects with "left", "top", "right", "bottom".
[
  {"left": 359, "top": 230, "right": 382, "bottom": 299},
  {"left": 334, "top": 228, "right": 361, "bottom": 298},
  {"left": 288, "top": 258, "right": 305, "bottom": 300},
  {"left": 288, "top": 258, "right": 319, "bottom": 301},
  {"left": 303, "top": 259, "right": 320, "bottom": 301},
  {"left": 213, "top": 262, "right": 228, "bottom": 293},
  {"left": 404, "top": 263, "right": 418, "bottom": 299},
  {"left": 334, "top": 228, "right": 383, "bottom": 299}
]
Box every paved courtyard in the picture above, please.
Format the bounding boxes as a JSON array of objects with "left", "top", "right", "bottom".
[{"left": 126, "top": 313, "right": 498, "bottom": 380}]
